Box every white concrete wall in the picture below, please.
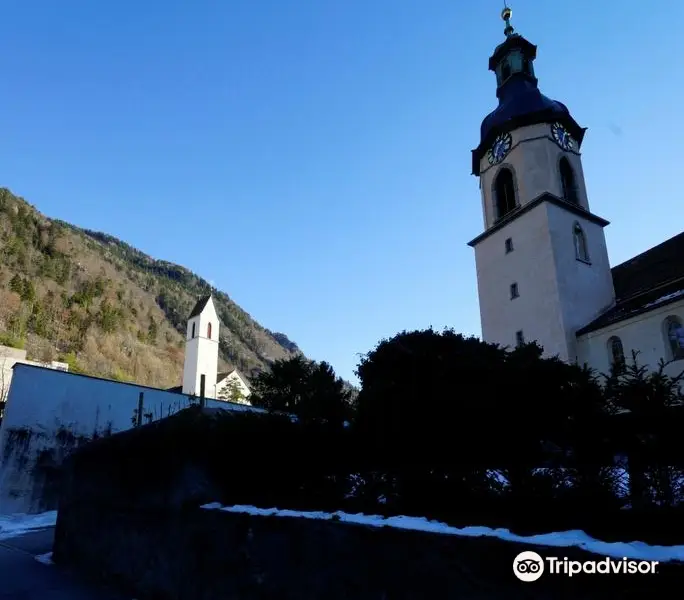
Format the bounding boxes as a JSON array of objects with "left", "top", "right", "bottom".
[
  {"left": 0, "top": 345, "right": 68, "bottom": 403},
  {"left": 0, "top": 363, "right": 262, "bottom": 514},
  {"left": 473, "top": 201, "right": 614, "bottom": 362},
  {"left": 546, "top": 203, "right": 616, "bottom": 361},
  {"left": 182, "top": 298, "right": 220, "bottom": 399},
  {"left": 474, "top": 201, "right": 569, "bottom": 358},
  {"left": 577, "top": 298, "right": 684, "bottom": 382}
]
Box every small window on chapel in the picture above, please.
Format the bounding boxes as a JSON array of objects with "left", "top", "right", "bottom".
[
  {"left": 505, "top": 238, "right": 514, "bottom": 253},
  {"left": 510, "top": 283, "right": 519, "bottom": 299},
  {"left": 191, "top": 322, "right": 196, "bottom": 338},
  {"left": 207, "top": 322, "right": 212, "bottom": 339}
]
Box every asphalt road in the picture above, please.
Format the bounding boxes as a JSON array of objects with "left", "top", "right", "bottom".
[{"left": 0, "top": 528, "right": 127, "bottom": 599}]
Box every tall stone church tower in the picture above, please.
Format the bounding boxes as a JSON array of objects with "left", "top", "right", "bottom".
[
  {"left": 468, "top": 8, "right": 615, "bottom": 362},
  {"left": 182, "top": 295, "right": 219, "bottom": 399}
]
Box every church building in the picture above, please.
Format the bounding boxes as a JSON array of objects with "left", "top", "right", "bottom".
[
  {"left": 168, "top": 294, "right": 252, "bottom": 403},
  {"left": 468, "top": 8, "right": 684, "bottom": 379}
]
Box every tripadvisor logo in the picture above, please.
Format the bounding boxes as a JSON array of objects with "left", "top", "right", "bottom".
[
  {"left": 513, "top": 551, "right": 545, "bottom": 582},
  {"left": 513, "top": 551, "right": 659, "bottom": 581}
]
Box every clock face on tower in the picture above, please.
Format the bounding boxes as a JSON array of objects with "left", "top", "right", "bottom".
[
  {"left": 550, "top": 122, "right": 575, "bottom": 151},
  {"left": 487, "top": 132, "right": 512, "bottom": 165}
]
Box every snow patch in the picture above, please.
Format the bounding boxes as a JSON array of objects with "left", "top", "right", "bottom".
[
  {"left": 35, "top": 551, "right": 53, "bottom": 565},
  {"left": 0, "top": 511, "right": 58, "bottom": 540},
  {"left": 643, "top": 289, "right": 684, "bottom": 309},
  {"left": 201, "top": 503, "right": 684, "bottom": 564}
]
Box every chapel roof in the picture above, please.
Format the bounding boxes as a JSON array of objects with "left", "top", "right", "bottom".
[
  {"left": 217, "top": 369, "right": 236, "bottom": 383},
  {"left": 188, "top": 294, "right": 212, "bottom": 319},
  {"left": 576, "top": 231, "right": 684, "bottom": 336}
]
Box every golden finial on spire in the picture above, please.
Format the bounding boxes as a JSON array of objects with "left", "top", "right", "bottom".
[{"left": 502, "top": 2, "right": 514, "bottom": 37}]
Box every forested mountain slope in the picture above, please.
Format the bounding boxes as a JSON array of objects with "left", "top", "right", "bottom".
[{"left": 0, "top": 187, "right": 301, "bottom": 388}]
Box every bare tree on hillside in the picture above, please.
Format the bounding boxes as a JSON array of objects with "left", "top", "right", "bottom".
[{"left": 0, "top": 289, "right": 21, "bottom": 332}]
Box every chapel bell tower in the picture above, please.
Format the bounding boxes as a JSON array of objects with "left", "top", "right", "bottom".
[
  {"left": 467, "top": 7, "right": 615, "bottom": 362},
  {"left": 182, "top": 294, "right": 219, "bottom": 399}
]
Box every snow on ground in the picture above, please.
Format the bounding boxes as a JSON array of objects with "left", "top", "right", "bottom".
[
  {"left": 202, "top": 503, "right": 684, "bottom": 564},
  {"left": 0, "top": 511, "right": 58, "bottom": 541},
  {"left": 35, "top": 552, "right": 54, "bottom": 565}
]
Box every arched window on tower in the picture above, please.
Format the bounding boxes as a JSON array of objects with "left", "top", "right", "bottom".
[
  {"left": 607, "top": 336, "right": 625, "bottom": 370},
  {"left": 663, "top": 316, "right": 684, "bottom": 361},
  {"left": 207, "top": 322, "right": 212, "bottom": 340},
  {"left": 191, "top": 322, "right": 196, "bottom": 338},
  {"left": 559, "top": 157, "right": 579, "bottom": 205},
  {"left": 494, "top": 168, "right": 517, "bottom": 220},
  {"left": 573, "top": 223, "right": 590, "bottom": 262}
]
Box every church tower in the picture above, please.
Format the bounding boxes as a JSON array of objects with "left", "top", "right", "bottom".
[
  {"left": 468, "top": 7, "right": 615, "bottom": 362},
  {"left": 182, "top": 295, "right": 219, "bottom": 399}
]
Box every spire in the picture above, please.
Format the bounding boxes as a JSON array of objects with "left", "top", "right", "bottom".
[
  {"left": 487, "top": 6, "right": 537, "bottom": 101},
  {"left": 471, "top": 4, "right": 587, "bottom": 175},
  {"left": 502, "top": 3, "right": 514, "bottom": 38}
]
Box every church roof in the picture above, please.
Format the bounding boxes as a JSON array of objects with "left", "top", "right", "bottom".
[
  {"left": 472, "top": 28, "right": 585, "bottom": 175},
  {"left": 576, "top": 231, "right": 684, "bottom": 336},
  {"left": 478, "top": 79, "right": 578, "bottom": 149},
  {"left": 611, "top": 232, "right": 684, "bottom": 300},
  {"left": 188, "top": 295, "right": 211, "bottom": 319}
]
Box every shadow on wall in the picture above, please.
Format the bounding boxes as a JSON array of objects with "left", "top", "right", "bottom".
[
  {"left": 0, "top": 363, "right": 260, "bottom": 515},
  {"left": 0, "top": 424, "right": 114, "bottom": 515}
]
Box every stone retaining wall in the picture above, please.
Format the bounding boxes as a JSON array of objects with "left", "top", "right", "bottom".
[{"left": 53, "top": 502, "right": 684, "bottom": 599}]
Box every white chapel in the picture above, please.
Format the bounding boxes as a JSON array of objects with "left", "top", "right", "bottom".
[
  {"left": 168, "top": 294, "right": 251, "bottom": 403},
  {"left": 468, "top": 8, "right": 684, "bottom": 379}
]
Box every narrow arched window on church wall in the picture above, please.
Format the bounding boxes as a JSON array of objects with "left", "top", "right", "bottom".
[
  {"left": 191, "top": 322, "right": 196, "bottom": 338},
  {"left": 559, "top": 157, "right": 579, "bottom": 205},
  {"left": 573, "top": 223, "right": 590, "bottom": 262},
  {"left": 664, "top": 316, "right": 684, "bottom": 361},
  {"left": 607, "top": 336, "right": 625, "bottom": 370},
  {"left": 207, "top": 322, "right": 212, "bottom": 339},
  {"left": 494, "top": 168, "right": 517, "bottom": 220}
]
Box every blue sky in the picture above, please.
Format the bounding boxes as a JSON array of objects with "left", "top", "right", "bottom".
[{"left": 1, "top": 1, "right": 681, "bottom": 384}]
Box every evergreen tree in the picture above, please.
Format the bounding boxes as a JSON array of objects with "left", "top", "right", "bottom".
[
  {"left": 251, "top": 356, "right": 351, "bottom": 427},
  {"left": 9, "top": 274, "right": 22, "bottom": 294},
  {"left": 147, "top": 317, "right": 158, "bottom": 343},
  {"left": 604, "top": 352, "right": 684, "bottom": 509}
]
